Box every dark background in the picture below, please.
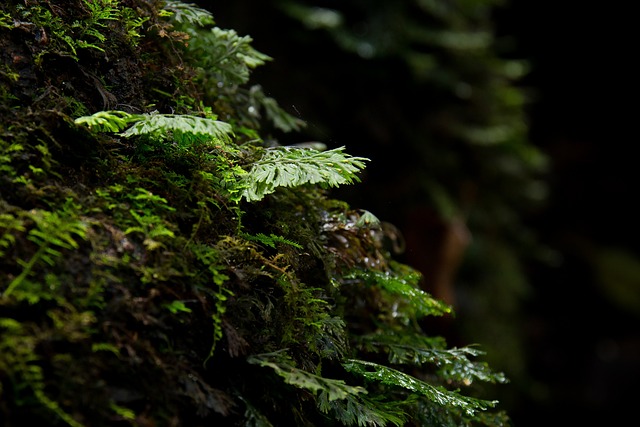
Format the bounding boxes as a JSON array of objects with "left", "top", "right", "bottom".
[
  {"left": 211, "top": 1, "right": 639, "bottom": 424},
  {"left": 494, "top": 2, "right": 639, "bottom": 424}
]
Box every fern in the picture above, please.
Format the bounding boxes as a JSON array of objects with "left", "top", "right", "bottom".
[
  {"left": 343, "top": 359, "right": 499, "bottom": 416},
  {"left": 358, "top": 330, "right": 507, "bottom": 384},
  {"left": 0, "top": 319, "right": 84, "bottom": 427},
  {"left": 75, "top": 110, "right": 234, "bottom": 145},
  {"left": 168, "top": 13, "right": 304, "bottom": 134},
  {"left": 3, "top": 207, "right": 88, "bottom": 297},
  {"left": 240, "top": 232, "right": 303, "bottom": 249},
  {"left": 345, "top": 267, "right": 452, "bottom": 318},
  {"left": 318, "top": 392, "right": 409, "bottom": 427},
  {"left": 0, "top": 212, "right": 26, "bottom": 257},
  {"left": 0, "top": 11, "right": 12, "bottom": 29},
  {"left": 184, "top": 26, "right": 272, "bottom": 86},
  {"left": 74, "top": 110, "right": 134, "bottom": 132},
  {"left": 79, "top": 0, "right": 120, "bottom": 46},
  {"left": 242, "top": 146, "right": 369, "bottom": 202},
  {"left": 248, "top": 85, "right": 307, "bottom": 133},
  {"left": 240, "top": 396, "right": 275, "bottom": 427},
  {"left": 247, "top": 351, "right": 366, "bottom": 401},
  {"left": 315, "top": 316, "right": 350, "bottom": 361},
  {"left": 191, "top": 243, "right": 232, "bottom": 363},
  {"left": 437, "top": 349, "right": 508, "bottom": 385},
  {"left": 76, "top": 112, "right": 368, "bottom": 206},
  {"left": 162, "top": 1, "right": 215, "bottom": 27},
  {"left": 120, "top": 112, "right": 234, "bottom": 144}
]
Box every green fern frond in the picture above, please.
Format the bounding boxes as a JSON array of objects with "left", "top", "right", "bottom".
[
  {"left": 358, "top": 328, "right": 446, "bottom": 363},
  {"left": 315, "top": 316, "right": 349, "bottom": 360},
  {"left": 346, "top": 268, "right": 452, "bottom": 317},
  {"left": 318, "top": 392, "right": 409, "bottom": 427},
  {"left": 343, "top": 359, "right": 499, "bottom": 416},
  {"left": 248, "top": 351, "right": 366, "bottom": 401},
  {"left": 75, "top": 111, "right": 234, "bottom": 145},
  {"left": 120, "top": 112, "right": 234, "bottom": 144},
  {"left": 240, "top": 232, "right": 303, "bottom": 249},
  {"left": 191, "top": 243, "right": 231, "bottom": 362},
  {"left": 74, "top": 110, "right": 134, "bottom": 132},
  {"left": 438, "top": 350, "right": 508, "bottom": 385},
  {"left": 0, "top": 212, "right": 27, "bottom": 257},
  {"left": 3, "top": 208, "right": 88, "bottom": 297},
  {"left": 248, "top": 85, "right": 307, "bottom": 133},
  {"left": 186, "top": 27, "right": 272, "bottom": 85},
  {"left": 358, "top": 331, "right": 507, "bottom": 383},
  {"left": 241, "top": 146, "right": 369, "bottom": 202},
  {"left": 81, "top": 0, "right": 120, "bottom": 24},
  {"left": 162, "top": 1, "right": 215, "bottom": 27},
  {"left": 240, "top": 396, "right": 275, "bottom": 427}
]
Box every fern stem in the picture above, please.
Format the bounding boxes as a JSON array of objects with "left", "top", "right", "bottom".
[{"left": 3, "top": 244, "right": 48, "bottom": 297}]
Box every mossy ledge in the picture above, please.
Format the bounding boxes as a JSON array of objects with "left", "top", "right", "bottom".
[{"left": 1, "top": 2, "right": 509, "bottom": 426}]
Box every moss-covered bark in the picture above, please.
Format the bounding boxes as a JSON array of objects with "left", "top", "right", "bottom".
[{"left": 1, "top": 1, "right": 510, "bottom": 426}]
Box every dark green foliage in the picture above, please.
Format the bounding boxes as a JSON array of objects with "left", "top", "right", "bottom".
[
  {"left": 211, "top": 0, "right": 550, "bottom": 406},
  {"left": 1, "top": 1, "right": 510, "bottom": 426},
  {"left": 343, "top": 360, "right": 496, "bottom": 416}
]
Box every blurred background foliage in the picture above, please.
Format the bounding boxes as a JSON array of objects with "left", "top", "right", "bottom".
[{"left": 209, "top": 0, "right": 639, "bottom": 424}]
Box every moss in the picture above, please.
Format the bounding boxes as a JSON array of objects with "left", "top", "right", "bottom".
[{"left": 1, "top": 1, "right": 510, "bottom": 426}]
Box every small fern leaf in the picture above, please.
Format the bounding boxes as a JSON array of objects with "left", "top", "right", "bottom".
[
  {"left": 358, "top": 331, "right": 508, "bottom": 383},
  {"left": 343, "top": 360, "right": 498, "bottom": 416},
  {"left": 120, "top": 113, "right": 234, "bottom": 144},
  {"left": 347, "top": 268, "right": 452, "bottom": 317},
  {"left": 240, "top": 232, "right": 303, "bottom": 249},
  {"left": 74, "top": 110, "right": 134, "bottom": 132},
  {"left": 163, "top": 1, "right": 215, "bottom": 27},
  {"left": 249, "top": 86, "right": 307, "bottom": 132},
  {"left": 188, "top": 27, "right": 272, "bottom": 85},
  {"left": 248, "top": 351, "right": 366, "bottom": 401},
  {"left": 241, "top": 146, "right": 368, "bottom": 202},
  {"left": 318, "top": 392, "right": 408, "bottom": 427}
]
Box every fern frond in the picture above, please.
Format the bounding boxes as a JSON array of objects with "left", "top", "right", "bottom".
[
  {"left": 0, "top": 213, "right": 27, "bottom": 257},
  {"left": 346, "top": 268, "right": 452, "bottom": 317},
  {"left": 74, "top": 110, "right": 134, "bottom": 132},
  {"left": 186, "top": 27, "right": 271, "bottom": 85},
  {"left": 318, "top": 392, "right": 409, "bottom": 427},
  {"left": 241, "top": 147, "right": 368, "bottom": 202},
  {"left": 358, "top": 328, "right": 446, "bottom": 363},
  {"left": 247, "top": 351, "right": 366, "bottom": 401},
  {"left": 3, "top": 208, "right": 88, "bottom": 297},
  {"left": 162, "top": 1, "right": 215, "bottom": 27},
  {"left": 240, "top": 232, "right": 303, "bottom": 249},
  {"left": 248, "top": 85, "right": 307, "bottom": 133},
  {"left": 239, "top": 396, "right": 275, "bottom": 427},
  {"left": 120, "top": 112, "right": 234, "bottom": 144},
  {"left": 75, "top": 111, "right": 235, "bottom": 147},
  {"left": 343, "top": 360, "right": 498, "bottom": 416},
  {"left": 315, "top": 316, "right": 349, "bottom": 360},
  {"left": 81, "top": 0, "right": 120, "bottom": 23},
  {"left": 358, "top": 331, "right": 507, "bottom": 383},
  {"left": 438, "top": 349, "right": 508, "bottom": 385}
]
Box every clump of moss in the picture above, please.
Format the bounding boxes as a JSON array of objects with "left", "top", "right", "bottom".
[{"left": 1, "top": 1, "right": 510, "bottom": 426}]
